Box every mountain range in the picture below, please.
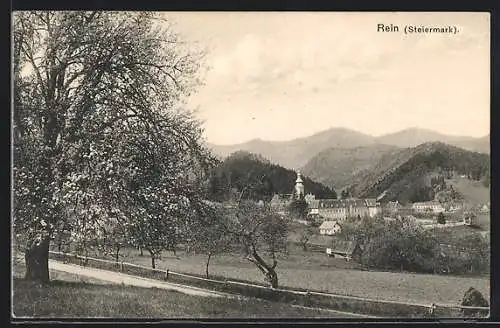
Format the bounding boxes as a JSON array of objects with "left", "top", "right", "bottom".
[{"left": 207, "top": 127, "right": 489, "bottom": 171}]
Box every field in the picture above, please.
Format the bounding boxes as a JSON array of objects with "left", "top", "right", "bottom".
[
  {"left": 11, "top": 263, "right": 344, "bottom": 318},
  {"left": 429, "top": 225, "right": 490, "bottom": 245},
  {"left": 446, "top": 177, "right": 490, "bottom": 231},
  {"left": 79, "top": 246, "right": 489, "bottom": 305},
  {"left": 37, "top": 215, "right": 490, "bottom": 309},
  {"left": 475, "top": 213, "right": 491, "bottom": 231},
  {"left": 447, "top": 177, "right": 490, "bottom": 205}
]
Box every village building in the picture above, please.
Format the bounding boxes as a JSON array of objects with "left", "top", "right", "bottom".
[
  {"left": 304, "top": 193, "right": 316, "bottom": 203},
  {"left": 384, "top": 200, "right": 402, "bottom": 215},
  {"left": 272, "top": 172, "right": 381, "bottom": 221},
  {"left": 398, "top": 205, "right": 415, "bottom": 216},
  {"left": 270, "top": 172, "right": 309, "bottom": 212},
  {"left": 444, "top": 202, "right": 463, "bottom": 213},
  {"left": 411, "top": 201, "right": 445, "bottom": 214},
  {"left": 463, "top": 212, "right": 479, "bottom": 226},
  {"left": 308, "top": 199, "right": 320, "bottom": 215},
  {"left": 365, "top": 198, "right": 379, "bottom": 217},
  {"left": 270, "top": 194, "right": 290, "bottom": 210},
  {"left": 479, "top": 203, "right": 490, "bottom": 213},
  {"left": 326, "top": 239, "right": 361, "bottom": 261},
  {"left": 318, "top": 221, "right": 342, "bottom": 235},
  {"left": 308, "top": 198, "right": 381, "bottom": 221}
]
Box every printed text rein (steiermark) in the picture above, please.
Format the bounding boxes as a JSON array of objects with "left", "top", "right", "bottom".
[{"left": 377, "top": 24, "right": 458, "bottom": 34}]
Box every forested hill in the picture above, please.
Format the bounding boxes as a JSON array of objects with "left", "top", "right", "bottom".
[
  {"left": 301, "top": 144, "right": 400, "bottom": 190},
  {"left": 207, "top": 151, "right": 337, "bottom": 202},
  {"left": 350, "top": 142, "right": 490, "bottom": 204}
]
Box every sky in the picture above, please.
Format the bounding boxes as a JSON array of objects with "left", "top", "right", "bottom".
[{"left": 163, "top": 12, "right": 490, "bottom": 145}]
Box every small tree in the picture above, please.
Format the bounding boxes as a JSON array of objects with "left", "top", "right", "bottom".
[
  {"left": 287, "top": 199, "right": 309, "bottom": 220},
  {"left": 437, "top": 212, "right": 446, "bottom": 225},
  {"left": 461, "top": 287, "right": 489, "bottom": 317},
  {"left": 298, "top": 226, "right": 315, "bottom": 252},
  {"left": 341, "top": 189, "right": 350, "bottom": 199},
  {"left": 96, "top": 218, "right": 130, "bottom": 263},
  {"left": 189, "top": 203, "right": 233, "bottom": 278},
  {"left": 232, "top": 200, "right": 289, "bottom": 288}
]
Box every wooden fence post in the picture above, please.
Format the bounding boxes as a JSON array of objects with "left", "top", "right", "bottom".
[
  {"left": 429, "top": 303, "right": 436, "bottom": 317},
  {"left": 304, "top": 291, "right": 311, "bottom": 307}
]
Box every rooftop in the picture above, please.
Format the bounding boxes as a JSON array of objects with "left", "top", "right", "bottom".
[{"left": 319, "top": 220, "right": 341, "bottom": 230}]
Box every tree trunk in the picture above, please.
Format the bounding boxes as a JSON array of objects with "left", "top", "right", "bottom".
[
  {"left": 205, "top": 253, "right": 212, "bottom": 278},
  {"left": 147, "top": 249, "right": 156, "bottom": 269},
  {"left": 114, "top": 245, "right": 121, "bottom": 263},
  {"left": 83, "top": 247, "right": 89, "bottom": 266},
  {"left": 24, "top": 236, "right": 50, "bottom": 283},
  {"left": 246, "top": 246, "right": 279, "bottom": 289},
  {"left": 267, "top": 269, "right": 278, "bottom": 289},
  {"left": 139, "top": 246, "right": 143, "bottom": 256},
  {"left": 302, "top": 242, "right": 308, "bottom": 252}
]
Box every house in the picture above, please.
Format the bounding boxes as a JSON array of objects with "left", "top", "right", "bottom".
[
  {"left": 319, "top": 221, "right": 342, "bottom": 235},
  {"left": 445, "top": 202, "right": 463, "bottom": 213},
  {"left": 304, "top": 193, "right": 316, "bottom": 204},
  {"left": 479, "top": 204, "right": 490, "bottom": 213},
  {"left": 463, "top": 213, "right": 479, "bottom": 226},
  {"left": 270, "top": 193, "right": 292, "bottom": 214},
  {"left": 384, "top": 201, "right": 402, "bottom": 215},
  {"left": 411, "top": 201, "right": 445, "bottom": 214},
  {"left": 365, "top": 198, "right": 381, "bottom": 217},
  {"left": 398, "top": 205, "right": 415, "bottom": 216},
  {"left": 309, "top": 198, "right": 381, "bottom": 221},
  {"left": 326, "top": 240, "right": 361, "bottom": 261},
  {"left": 308, "top": 199, "right": 320, "bottom": 215}
]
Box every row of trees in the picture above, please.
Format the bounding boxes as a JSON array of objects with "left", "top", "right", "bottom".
[{"left": 12, "top": 11, "right": 292, "bottom": 288}]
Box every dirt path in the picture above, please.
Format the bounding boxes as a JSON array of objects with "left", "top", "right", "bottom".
[{"left": 48, "top": 260, "right": 225, "bottom": 298}]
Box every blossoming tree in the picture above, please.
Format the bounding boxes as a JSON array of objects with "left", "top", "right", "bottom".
[{"left": 13, "top": 11, "right": 212, "bottom": 281}]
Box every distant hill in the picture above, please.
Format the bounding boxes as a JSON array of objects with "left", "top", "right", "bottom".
[
  {"left": 449, "top": 134, "right": 490, "bottom": 154},
  {"left": 207, "top": 127, "right": 489, "bottom": 170},
  {"left": 348, "top": 142, "right": 490, "bottom": 204},
  {"left": 207, "top": 128, "right": 376, "bottom": 169},
  {"left": 207, "top": 151, "right": 337, "bottom": 202},
  {"left": 376, "top": 128, "right": 489, "bottom": 154},
  {"left": 301, "top": 144, "right": 400, "bottom": 191}
]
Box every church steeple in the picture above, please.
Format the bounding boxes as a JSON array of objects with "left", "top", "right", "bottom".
[{"left": 295, "top": 171, "right": 304, "bottom": 199}]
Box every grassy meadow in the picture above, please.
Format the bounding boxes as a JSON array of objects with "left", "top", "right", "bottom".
[
  {"left": 447, "top": 177, "right": 490, "bottom": 206},
  {"left": 71, "top": 245, "right": 489, "bottom": 305},
  {"left": 12, "top": 262, "right": 348, "bottom": 319}
]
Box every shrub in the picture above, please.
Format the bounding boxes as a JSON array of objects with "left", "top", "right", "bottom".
[
  {"left": 358, "top": 217, "right": 438, "bottom": 273},
  {"left": 461, "top": 287, "right": 489, "bottom": 317},
  {"left": 353, "top": 217, "right": 489, "bottom": 275},
  {"left": 437, "top": 213, "right": 446, "bottom": 225}
]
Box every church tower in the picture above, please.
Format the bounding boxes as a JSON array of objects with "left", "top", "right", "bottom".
[{"left": 295, "top": 171, "right": 305, "bottom": 199}]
